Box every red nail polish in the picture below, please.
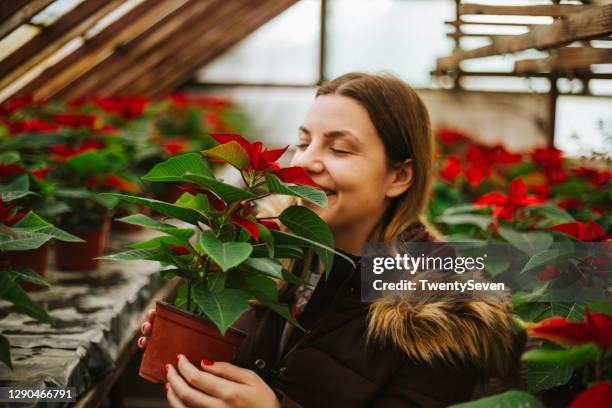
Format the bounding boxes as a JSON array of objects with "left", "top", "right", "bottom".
[
  {"left": 201, "top": 359, "right": 214, "bottom": 366},
  {"left": 164, "top": 383, "right": 169, "bottom": 393},
  {"left": 176, "top": 354, "right": 181, "bottom": 365}
]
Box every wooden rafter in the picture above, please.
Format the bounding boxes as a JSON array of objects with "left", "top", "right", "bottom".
[
  {"left": 445, "top": 20, "right": 548, "bottom": 28},
  {"left": 459, "top": 3, "right": 594, "bottom": 17},
  {"left": 437, "top": 4, "right": 612, "bottom": 72},
  {"left": 0, "top": 0, "right": 54, "bottom": 40},
  {"left": 0, "top": 0, "right": 124, "bottom": 92},
  {"left": 55, "top": 0, "right": 216, "bottom": 99},
  {"left": 146, "top": 0, "right": 299, "bottom": 96},
  {"left": 11, "top": 0, "right": 190, "bottom": 100},
  {"left": 515, "top": 46, "right": 612, "bottom": 73}
]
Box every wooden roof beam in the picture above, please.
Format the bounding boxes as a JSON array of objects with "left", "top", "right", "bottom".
[
  {"left": 436, "top": 4, "right": 612, "bottom": 72},
  {"left": 0, "top": 0, "right": 54, "bottom": 39},
  {"left": 143, "top": 0, "right": 299, "bottom": 96},
  {"left": 0, "top": 0, "right": 125, "bottom": 92},
  {"left": 445, "top": 20, "right": 548, "bottom": 28},
  {"left": 56, "top": 0, "right": 216, "bottom": 99},
  {"left": 515, "top": 47, "right": 612, "bottom": 73},
  {"left": 459, "top": 3, "right": 595, "bottom": 18},
  {"left": 11, "top": 0, "right": 190, "bottom": 101},
  {"left": 91, "top": 0, "right": 239, "bottom": 96}
]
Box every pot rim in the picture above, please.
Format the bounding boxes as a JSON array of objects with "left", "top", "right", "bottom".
[{"left": 156, "top": 300, "right": 246, "bottom": 338}]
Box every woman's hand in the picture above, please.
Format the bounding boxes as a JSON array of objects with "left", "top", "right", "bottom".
[
  {"left": 165, "top": 355, "right": 280, "bottom": 408},
  {"left": 137, "top": 308, "right": 155, "bottom": 349}
]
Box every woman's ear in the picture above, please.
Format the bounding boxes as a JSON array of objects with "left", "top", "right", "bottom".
[{"left": 386, "top": 159, "right": 413, "bottom": 198}]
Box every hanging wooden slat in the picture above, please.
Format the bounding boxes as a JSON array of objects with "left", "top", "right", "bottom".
[
  {"left": 12, "top": 0, "right": 190, "bottom": 100},
  {"left": 459, "top": 3, "right": 594, "bottom": 17},
  {"left": 0, "top": 0, "right": 54, "bottom": 40},
  {"left": 437, "top": 4, "right": 612, "bottom": 72},
  {"left": 55, "top": 0, "right": 215, "bottom": 99},
  {"left": 515, "top": 46, "right": 612, "bottom": 73},
  {"left": 89, "top": 0, "right": 239, "bottom": 95},
  {"left": 445, "top": 20, "right": 549, "bottom": 28},
  {"left": 0, "top": 0, "right": 123, "bottom": 91},
  {"left": 140, "top": 0, "right": 299, "bottom": 96}
]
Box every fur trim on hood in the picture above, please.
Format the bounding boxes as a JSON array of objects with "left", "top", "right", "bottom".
[{"left": 367, "top": 223, "right": 524, "bottom": 378}]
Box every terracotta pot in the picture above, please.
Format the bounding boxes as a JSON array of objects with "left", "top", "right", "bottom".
[
  {"left": 139, "top": 301, "right": 245, "bottom": 383},
  {"left": 0, "top": 245, "right": 49, "bottom": 291},
  {"left": 54, "top": 218, "right": 110, "bottom": 271}
]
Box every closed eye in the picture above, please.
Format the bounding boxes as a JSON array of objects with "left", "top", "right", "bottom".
[
  {"left": 331, "top": 148, "right": 352, "bottom": 155},
  {"left": 295, "top": 143, "right": 309, "bottom": 150}
]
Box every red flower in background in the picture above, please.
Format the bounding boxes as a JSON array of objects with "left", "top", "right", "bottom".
[
  {"left": 7, "top": 119, "right": 59, "bottom": 135},
  {"left": 548, "top": 220, "right": 610, "bottom": 242},
  {"left": 436, "top": 128, "right": 470, "bottom": 144},
  {"left": 171, "top": 94, "right": 231, "bottom": 109},
  {"left": 0, "top": 96, "right": 34, "bottom": 115},
  {"left": 557, "top": 198, "right": 584, "bottom": 210},
  {"left": 573, "top": 166, "right": 611, "bottom": 187},
  {"left": 0, "top": 199, "right": 27, "bottom": 225},
  {"left": 31, "top": 167, "right": 52, "bottom": 180},
  {"left": 537, "top": 267, "right": 561, "bottom": 282},
  {"left": 48, "top": 140, "right": 106, "bottom": 161},
  {"left": 258, "top": 219, "right": 280, "bottom": 231},
  {"left": 439, "top": 155, "right": 462, "bottom": 183},
  {"left": 530, "top": 183, "right": 551, "bottom": 200},
  {"left": 464, "top": 163, "right": 490, "bottom": 187},
  {"left": 105, "top": 175, "right": 139, "bottom": 193},
  {"left": 527, "top": 309, "right": 612, "bottom": 349},
  {"left": 85, "top": 176, "right": 99, "bottom": 189},
  {"left": 475, "top": 178, "right": 543, "bottom": 222},
  {"left": 569, "top": 382, "right": 612, "bottom": 408},
  {"left": 54, "top": 114, "right": 97, "bottom": 129},
  {"left": 170, "top": 245, "right": 190, "bottom": 255},
  {"left": 0, "top": 163, "right": 25, "bottom": 178},
  {"left": 532, "top": 146, "right": 567, "bottom": 185},
  {"left": 163, "top": 138, "right": 189, "bottom": 156},
  {"left": 92, "top": 96, "right": 149, "bottom": 119},
  {"left": 205, "top": 110, "right": 225, "bottom": 131}
]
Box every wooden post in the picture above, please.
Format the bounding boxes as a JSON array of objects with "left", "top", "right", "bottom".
[
  {"left": 547, "top": 76, "right": 558, "bottom": 146},
  {"left": 318, "top": 0, "right": 327, "bottom": 85}
]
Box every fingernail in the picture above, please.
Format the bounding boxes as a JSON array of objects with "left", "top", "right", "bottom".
[
  {"left": 164, "top": 383, "right": 168, "bottom": 394},
  {"left": 137, "top": 338, "right": 143, "bottom": 347},
  {"left": 164, "top": 364, "right": 169, "bottom": 375},
  {"left": 201, "top": 359, "right": 214, "bottom": 366},
  {"left": 176, "top": 354, "right": 182, "bottom": 365}
]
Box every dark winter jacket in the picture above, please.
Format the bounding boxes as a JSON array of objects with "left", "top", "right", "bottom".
[{"left": 233, "top": 221, "right": 523, "bottom": 407}]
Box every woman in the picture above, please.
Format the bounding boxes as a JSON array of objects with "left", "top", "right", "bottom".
[{"left": 138, "top": 73, "right": 523, "bottom": 407}]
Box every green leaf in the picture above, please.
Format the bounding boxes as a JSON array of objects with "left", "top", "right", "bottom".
[
  {"left": 142, "top": 153, "right": 213, "bottom": 182},
  {"left": 449, "top": 390, "right": 545, "bottom": 408},
  {"left": 521, "top": 248, "right": 573, "bottom": 274},
  {"left": 12, "top": 212, "right": 82, "bottom": 242},
  {"left": 498, "top": 227, "right": 553, "bottom": 256},
  {"left": 277, "top": 205, "right": 335, "bottom": 277},
  {"left": 183, "top": 173, "right": 256, "bottom": 203},
  {"left": 435, "top": 214, "right": 491, "bottom": 231},
  {"left": 247, "top": 290, "right": 305, "bottom": 332},
  {"left": 0, "top": 231, "right": 51, "bottom": 251},
  {"left": 588, "top": 301, "right": 612, "bottom": 316},
  {"left": 0, "top": 272, "right": 52, "bottom": 324},
  {"left": 66, "top": 150, "right": 106, "bottom": 174},
  {"left": 100, "top": 193, "right": 202, "bottom": 224},
  {"left": 257, "top": 223, "right": 274, "bottom": 258},
  {"left": 526, "top": 362, "right": 573, "bottom": 393},
  {"left": 191, "top": 283, "right": 251, "bottom": 335},
  {"left": 98, "top": 248, "right": 173, "bottom": 263},
  {"left": 130, "top": 235, "right": 186, "bottom": 250},
  {"left": 485, "top": 260, "right": 511, "bottom": 278},
  {"left": 527, "top": 204, "right": 575, "bottom": 224},
  {"left": 207, "top": 270, "right": 226, "bottom": 293},
  {"left": 0, "top": 334, "right": 12, "bottom": 369},
  {"left": 251, "top": 244, "right": 303, "bottom": 259},
  {"left": 117, "top": 214, "right": 195, "bottom": 241},
  {"left": 242, "top": 258, "right": 283, "bottom": 279},
  {"left": 0, "top": 190, "right": 34, "bottom": 201},
  {"left": 5, "top": 268, "right": 51, "bottom": 287},
  {"left": 201, "top": 141, "right": 250, "bottom": 171},
  {"left": 198, "top": 230, "right": 252, "bottom": 272},
  {"left": 522, "top": 344, "right": 600, "bottom": 369},
  {"left": 175, "top": 192, "right": 218, "bottom": 217},
  {"left": 265, "top": 173, "right": 327, "bottom": 207},
  {"left": 441, "top": 204, "right": 483, "bottom": 216}
]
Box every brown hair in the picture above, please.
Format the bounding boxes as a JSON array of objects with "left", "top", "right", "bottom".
[{"left": 316, "top": 72, "right": 435, "bottom": 243}]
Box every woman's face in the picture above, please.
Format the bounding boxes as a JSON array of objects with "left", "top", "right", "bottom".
[{"left": 290, "top": 94, "right": 406, "bottom": 236}]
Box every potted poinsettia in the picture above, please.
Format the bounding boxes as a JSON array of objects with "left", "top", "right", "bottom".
[{"left": 100, "top": 133, "right": 354, "bottom": 383}]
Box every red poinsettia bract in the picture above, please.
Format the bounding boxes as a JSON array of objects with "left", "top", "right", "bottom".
[
  {"left": 548, "top": 220, "right": 610, "bottom": 242},
  {"left": 527, "top": 309, "right": 612, "bottom": 349},
  {"left": 0, "top": 199, "right": 27, "bottom": 225},
  {"left": 210, "top": 134, "right": 319, "bottom": 188},
  {"left": 0, "top": 163, "right": 25, "bottom": 178},
  {"left": 569, "top": 381, "right": 612, "bottom": 408},
  {"left": 475, "top": 178, "right": 543, "bottom": 225}
]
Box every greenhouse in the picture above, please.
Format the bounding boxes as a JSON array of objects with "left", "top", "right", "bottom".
[{"left": 0, "top": 1, "right": 611, "bottom": 407}]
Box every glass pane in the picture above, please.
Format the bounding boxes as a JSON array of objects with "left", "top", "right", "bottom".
[
  {"left": 195, "top": 0, "right": 320, "bottom": 84},
  {"left": 326, "top": 0, "right": 454, "bottom": 88},
  {"left": 556, "top": 96, "right": 612, "bottom": 157}
]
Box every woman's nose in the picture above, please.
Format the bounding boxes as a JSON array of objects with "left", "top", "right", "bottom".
[{"left": 291, "top": 146, "right": 324, "bottom": 174}]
